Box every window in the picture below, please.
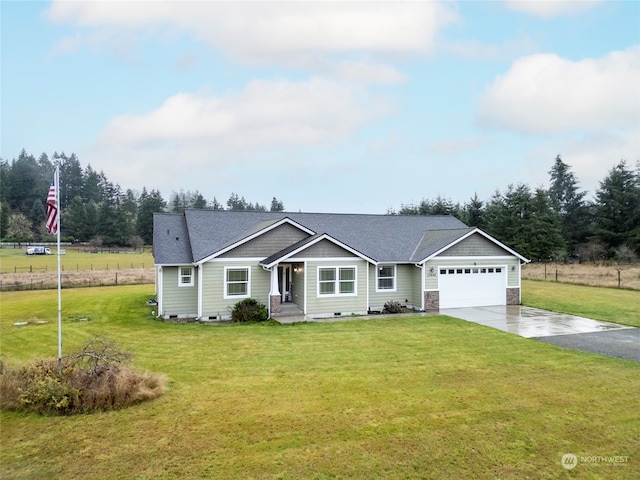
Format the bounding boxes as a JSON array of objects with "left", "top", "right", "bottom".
[
  {"left": 319, "top": 268, "right": 336, "bottom": 295},
  {"left": 225, "top": 267, "right": 250, "bottom": 298},
  {"left": 318, "top": 266, "right": 356, "bottom": 296},
  {"left": 179, "top": 267, "right": 194, "bottom": 287},
  {"left": 339, "top": 268, "right": 355, "bottom": 294},
  {"left": 377, "top": 265, "right": 396, "bottom": 291}
]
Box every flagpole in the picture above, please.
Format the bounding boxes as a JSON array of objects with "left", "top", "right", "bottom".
[{"left": 55, "top": 163, "right": 63, "bottom": 375}]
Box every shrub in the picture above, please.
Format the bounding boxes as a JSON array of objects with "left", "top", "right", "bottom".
[
  {"left": 231, "top": 298, "right": 268, "bottom": 323},
  {"left": 383, "top": 300, "right": 404, "bottom": 314},
  {"left": 0, "top": 337, "right": 166, "bottom": 415}
]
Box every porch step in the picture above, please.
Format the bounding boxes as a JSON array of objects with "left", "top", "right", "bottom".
[{"left": 275, "top": 303, "right": 304, "bottom": 317}]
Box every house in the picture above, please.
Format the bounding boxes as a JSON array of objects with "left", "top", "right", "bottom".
[{"left": 152, "top": 210, "right": 529, "bottom": 320}]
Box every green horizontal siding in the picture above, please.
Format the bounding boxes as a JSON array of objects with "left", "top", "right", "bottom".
[
  {"left": 305, "top": 259, "right": 368, "bottom": 315},
  {"left": 201, "top": 261, "right": 271, "bottom": 318},
  {"left": 161, "top": 266, "right": 198, "bottom": 316},
  {"left": 368, "top": 264, "right": 420, "bottom": 310}
]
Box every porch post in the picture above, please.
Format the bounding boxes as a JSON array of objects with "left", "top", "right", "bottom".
[{"left": 269, "top": 266, "right": 281, "bottom": 315}]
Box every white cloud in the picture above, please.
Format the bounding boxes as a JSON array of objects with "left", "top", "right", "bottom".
[
  {"left": 443, "top": 34, "right": 536, "bottom": 61},
  {"left": 503, "top": 0, "right": 602, "bottom": 18},
  {"left": 99, "top": 78, "right": 391, "bottom": 148},
  {"left": 326, "top": 60, "right": 407, "bottom": 85},
  {"left": 46, "top": 1, "right": 458, "bottom": 67},
  {"left": 477, "top": 46, "right": 640, "bottom": 135}
]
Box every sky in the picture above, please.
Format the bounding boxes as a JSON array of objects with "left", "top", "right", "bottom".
[{"left": 2, "top": 1, "right": 639, "bottom": 214}]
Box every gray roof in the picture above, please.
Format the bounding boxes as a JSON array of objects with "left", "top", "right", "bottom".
[{"left": 153, "top": 210, "right": 482, "bottom": 265}]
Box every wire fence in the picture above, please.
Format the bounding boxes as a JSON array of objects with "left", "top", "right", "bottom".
[
  {"left": 522, "top": 263, "right": 640, "bottom": 290},
  {"left": 0, "top": 268, "right": 155, "bottom": 292}
]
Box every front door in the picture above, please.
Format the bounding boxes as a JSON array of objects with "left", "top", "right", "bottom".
[{"left": 278, "top": 265, "right": 292, "bottom": 302}]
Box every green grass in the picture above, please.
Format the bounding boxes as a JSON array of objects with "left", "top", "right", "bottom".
[
  {"left": 523, "top": 279, "right": 640, "bottom": 327},
  {"left": 1, "top": 285, "right": 638, "bottom": 479},
  {"left": 0, "top": 247, "right": 153, "bottom": 274}
]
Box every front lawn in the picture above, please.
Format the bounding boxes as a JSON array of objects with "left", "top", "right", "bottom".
[{"left": 1, "top": 285, "right": 638, "bottom": 479}]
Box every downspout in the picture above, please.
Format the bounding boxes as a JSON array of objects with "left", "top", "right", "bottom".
[
  {"left": 415, "top": 263, "right": 424, "bottom": 311},
  {"left": 519, "top": 258, "right": 531, "bottom": 304},
  {"left": 157, "top": 266, "right": 163, "bottom": 317},
  {"left": 367, "top": 263, "right": 372, "bottom": 313}
]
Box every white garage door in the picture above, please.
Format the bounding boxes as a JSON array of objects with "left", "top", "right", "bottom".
[{"left": 438, "top": 266, "right": 506, "bottom": 308}]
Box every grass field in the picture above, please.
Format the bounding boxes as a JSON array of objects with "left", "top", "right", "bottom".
[
  {"left": 0, "top": 247, "right": 153, "bottom": 273},
  {"left": 522, "top": 262, "right": 640, "bottom": 290},
  {"left": 523, "top": 280, "right": 640, "bottom": 328},
  {"left": 0, "top": 248, "right": 155, "bottom": 291},
  {"left": 1, "top": 284, "right": 638, "bottom": 479}
]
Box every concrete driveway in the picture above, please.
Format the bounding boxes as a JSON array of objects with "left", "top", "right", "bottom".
[{"left": 441, "top": 305, "right": 639, "bottom": 362}]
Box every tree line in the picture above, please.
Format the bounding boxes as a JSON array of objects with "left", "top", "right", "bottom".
[
  {"left": 1, "top": 150, "right": 638, "bottom": 263},
  {"left": 392, "top": 156, "right": 640, "bottom": 263},
  {"left": 0, "top": 150, "right": 285, "bottom": 247}
]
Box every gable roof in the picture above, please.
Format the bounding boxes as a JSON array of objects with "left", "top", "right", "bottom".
[
  {"left": 260, "top": 233, "right": 377, "bottom": 268},
  {"left": 153, "top": 210, "right": 526, "bottom": 265}
]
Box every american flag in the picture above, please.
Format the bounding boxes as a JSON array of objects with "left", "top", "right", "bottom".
[{"left": 46, "top": 175, "right": 58, "bottom": 234}]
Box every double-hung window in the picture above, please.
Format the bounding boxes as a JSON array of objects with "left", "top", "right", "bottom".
[
  {"left": 377, "top": 265, "right": 396, "bottom": 291},
  {"left": 225, "top": 267, "right": 250, "bottom": 298},
  {"left": 318, "top": 266, "right": 356, "bottom": 296},
  {"left": 179, "top": 266, "right": 194, "bottom": 287}
]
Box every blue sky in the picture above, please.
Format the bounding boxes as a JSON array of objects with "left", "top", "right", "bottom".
[{"left": 2, "top": 1, "right": 639, "bottom": 213}]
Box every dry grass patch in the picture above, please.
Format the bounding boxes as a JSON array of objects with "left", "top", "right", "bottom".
[
  {"left": 0, "top": 338, "right": 166, "bottom": 415},
  {"left": 522, "top": 262, "right": 640, "bottom": 290}
]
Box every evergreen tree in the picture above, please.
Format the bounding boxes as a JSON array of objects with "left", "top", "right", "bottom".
[
  {"left": 59, "top": 153, "right": 84, "bottom": 208},
  {"left": 463, "top": 193, "right": 484, "bottom": 228},
  {"left": 270, "top": 197, "right": 285, "bottom": 212},
  {"left": 192, "top": 191, "right": 207, "bottom": 209},
  {"left": 227, "top": 193, "right": 248, "bottom": 210},
  {"left": 137, "top": 188, "right": 166, "bottom": 244},
  {"left": 85, "top": 200, "right": 100, "bottom": 240},
  {"left": 0, "top": 202, "right": 10, "bottom": 239},
  {"left": 83, "top": 165, "right": 104, "bottom": 204},
  {"left": 29, "top": 199, "right": 46, "bottom": 229},
  {"left": 210, "top": 197, "right": 224, "bottom": 210},
  {"left": 64, "top": 195, "right": 89, "bottom": 241},
  {"left": 7, "top": 150, "right": 40, "bottom": 214},
  {"left": 527, "top": 188, "right": 566, "bottom": 261},
  {"left": 593, "top": 160, "right": 640, "bottom": 255},
  {"left": 547, "top": 155, "right": 590, "bottom": 255}
]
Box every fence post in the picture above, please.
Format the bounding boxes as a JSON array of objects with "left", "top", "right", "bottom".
[
  {"left": 618, "top": 269, "right": 621, "bottom": 288},
  {"left": 115, "top": 272, "right": 118, "bottom": 286},
  {"left": 555, "top": 269, "right": 558, "bottom": 282}
]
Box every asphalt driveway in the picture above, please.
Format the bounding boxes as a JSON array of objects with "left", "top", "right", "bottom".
[{"left": 441, "top": 305, "right": 639, "bottom": 362}]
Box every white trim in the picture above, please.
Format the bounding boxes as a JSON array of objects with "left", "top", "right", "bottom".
[
  {"left": 207, "top": 257, "right": 265, "bottom": 263},
  {"left": 178, "top": 266, "right": 195, "bottom": 287},
  {"left": 375, "top": 264, "right": 397, "bottom": 292},
  {"left": 197, "top": 218, "right": 315, "bottom": 265},
  {"left": 261, "top": 233, "right": 376, "bottom": 268},
  {"left": 223, "top": 266, "right": 252, "bottom": 299},
  {"left": 197, "top": 265, "right": 203, "bottom": 319},
  {"left": 418, "top": 228, "right": 530, "bottom": 264},
  {"left": 303, "top": 260, "right": 308, "bottom": 314},
  {"left": 434, "top": 255, "right": 517, "bottom": 261},
  {"left": 157, "top": 266, "right": 163, "bottom": 316},
  {"left": 317, "top": 265, "right": 358, "bottom": 297}
]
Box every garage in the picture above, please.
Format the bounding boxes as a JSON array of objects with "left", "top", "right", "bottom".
[{"left": 438, "top": 266, "right": 506, "bottom": 308}]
